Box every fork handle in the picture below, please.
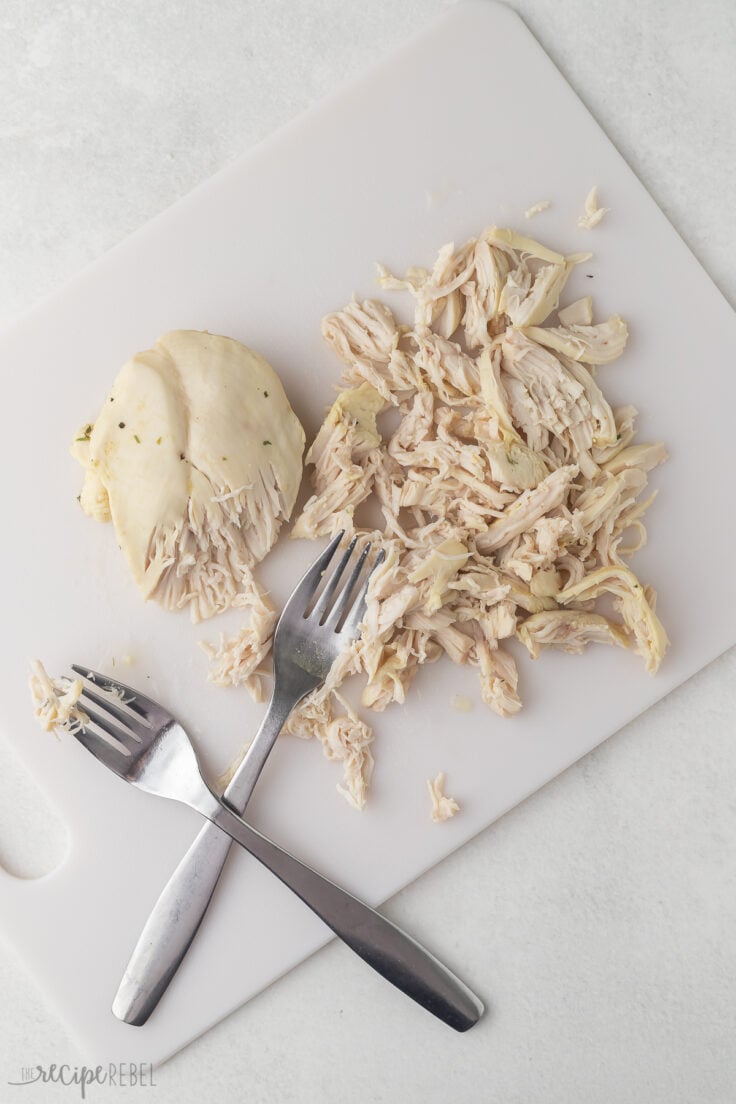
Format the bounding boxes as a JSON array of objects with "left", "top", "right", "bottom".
[
  {"left": 201, "top": 795, "right": 484, "bottom": 1033},
  {"left": 112, "top": 691, "right": 300, "bottom": 1026}
]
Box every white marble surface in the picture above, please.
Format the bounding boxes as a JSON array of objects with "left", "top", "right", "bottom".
[{"left": 1, "top": 1, "right": 735, "bottom": 1100}]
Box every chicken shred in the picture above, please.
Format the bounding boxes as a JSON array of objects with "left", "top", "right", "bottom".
[
  {"left": 577, "top": 186, "right": 609, "bottom": 230},
  {"left": 524, "top": 200, "right": 551, "bottom": 219},
  {"left": 517, "top": 610, "right": 630, "bottom": 659},
  {"left": 283, "top": 689, "right": 374, "bottom": 810},
  {"left": 217, "top": 223, "right": 667, "bottom": 810},
  {"left": 427, "top": 772, "right": 460, "bottom": 823},
  {"left": 29, "top": 659, "right": 88, "bottom": 736},
  {"left": 200, "top": 574, "right": 277, "bottom": 701}
]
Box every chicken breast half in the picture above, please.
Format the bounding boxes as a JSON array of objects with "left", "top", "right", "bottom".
[{"left": 72, "top": 330, "right": 305, "bottom": 621}]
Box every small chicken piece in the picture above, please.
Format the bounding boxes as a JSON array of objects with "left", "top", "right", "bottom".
[
  {"left": 517, "top": 610, "right": 630, "bottom": 659},
  {"left": 321, "top": 297, "right": 400, "bottom": 367},
  {"left": 502, "top": 260, "right": 576, "bottom": 328},
  {"left": 524, "top": 200, "right": 551, "bottom": 219},
  {"left": 378, "top": 239, "right": 477, "bottom": 334},
  {"left": 361, "top": 628, "right": 431, "bottom": 711},
  {"left": 291, "top": 383, "right": 385, "bottom": 539},
  {"left": 473, "top": 640, "right": 522, "bottom": 716},
  {"left": 535, "top": 516, "right": 577, "bottom": 559},
  {"left": 434, "top": 288, "right": 465, "bottom": 340},
  {"left": 408, "top": 539, "right": 469, "bottom": 613},
  {"left": 427, "top": 772, "right": 460, "bottom": 823},
  {"left": 321, "top": 299, "right": 422, "bottom": 403},
  {"left": 461, "top": 239, "right": 506, "bottom": 348},
  {"left": 316, "top": 382, "right": 385, "bottom": 453},
  {"left": 559, "top": 565, "right": 668, "bottom": 672},
  {"left": 529, "top": 566, "right": 561, "bottom": 598},
  {"left": 485, "top": 440, "right": 549, "bottom": 492},
  {"left": 603, "top": 443, "right": 668, "bottom": 476},
  {"left": 577, "top": 186, "right": 609, "bottom": 230},
  {"left": 364, "top": 582, "right": 420, "bottom": 638},
  {"left": 477, "top": 465, "right": 578, "bottom": 553},
  {"left": 498, "top": 262, "right": 531, "bottom": 323},
  {"left": 592, "top": 405, "right": 639, "bottom": 465},
  {"left": 483, "top": 227, "right": 565, "bottom": 265},
  {"left": 500, "top": 328, "right": 596, "bottom": 455},
  {"left": 404, "top": 609, "right": 473, "bottom": 666},
  {"left": 425, "top": 239, "right": 477, "bottom": 305},
  {"left": 321, "top": 692, "right": 374, "bottom": 811},
  {"left": 387, "top": 391, "right": 435, "bottom": 465},
  {"left": 282, "top": 688, "right": 375, "bottom": 810},
  {"left": 477, "top": 345, "right": 519, "bottom": 444},
  {"left": 200, "top": 577, "right": 277, "bottom": 702},
  {"left": 562, "top": 356, "right": 618, "bottom": 449},
  {"left": 524, "top": 316, "right": 628, "bottom": 365},
  {"left": 375, "top": 263, "right": 429, "bottom": 294},
  {"left": 284, "top": 691, "right": 335, "bottom": 741},
  {"left": 412, "top": 331, "right": 480, "bottom": 405},
  {"left": 479, "top": 599, "right": 518, "bottom": 641},
  {"left": 29, "top": 659, "right": 89, "bottom": 736},
  {"left": 558, "top": 297, "right": 594, "bottom": 326},
  {"left": 572, "top": 468, "right": 647, "bottom": 541}
]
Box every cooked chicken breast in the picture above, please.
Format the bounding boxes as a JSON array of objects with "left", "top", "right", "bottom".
[{"left": 72, "top": 331, "right": 305, "bottom": 622}]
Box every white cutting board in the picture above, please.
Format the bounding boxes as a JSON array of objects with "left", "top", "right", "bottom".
[{"left": 0, "top": 0, "right": 734, "bottom": 1066}]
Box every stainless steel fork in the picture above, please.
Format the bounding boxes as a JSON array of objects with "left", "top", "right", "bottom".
[
  {"left": 111, "top": 532, "right": 382, "bottom": 1026},
  {"left": 69, "top": 666, "right": 484, "bottom": 1032}
]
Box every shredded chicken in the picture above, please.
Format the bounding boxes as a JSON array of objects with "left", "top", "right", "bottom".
[
  {"left": 200, "top": 576, "right": 277, "bottom": 701},
  {"left": 577, "top": 186, "right": 609, "bottom": 230},
  {"left": 427, "top": 772, "right": 460, "bottom": 823},
  {"left": 517, "top": 610, "right": 629, "bottom": 659},
  {"left": 558, "top": 565, "right": 668, "bottom": 673},
  {"left": 524, "top": 315, "right": 628, "bottom": 364},
  {"left": 283, "top": 688, "right": 374, "bottom": 810},
  {"left": 321, "top": 693, "right": 375, "bottom": 810},
  {"left": 215, "top": 222, "right": 667, "bottom": 810},
  {"left": 29, "top": 660, "right": 88, "bottom": 736}
]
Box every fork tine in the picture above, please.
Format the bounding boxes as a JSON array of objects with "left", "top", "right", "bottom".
[
  {"left": 77, "top": 700, "right": 140, "bottom": 749},
  {"left": 324, "top": 542, "right": 371, "bottom": 630},
  {"left": 340, "top": 548, "right": 386, "bottom": 638},
  {"left": 309, "top": 535, "right": 359, "bottom": 623},
  {"left": 71, "top": 665, "right": 167, "bottom": 724},
  {"left": 72, "top": 724, "right": 132, "bottom": 773},
  {"left": 280, "top": 530, "right": 344, "bottom": 619},
  {"left": 74, "top": 683, "right": 151, "bottom": 739}
]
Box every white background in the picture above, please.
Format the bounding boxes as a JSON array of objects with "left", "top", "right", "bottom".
[{"left": 0, "top": 1, "right": 734, "bottom": 1101}]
